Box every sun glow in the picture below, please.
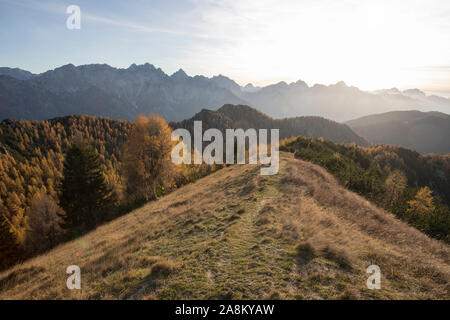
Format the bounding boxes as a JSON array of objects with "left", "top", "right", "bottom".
[
  {"left": 2, "top": 0, "right": 449, "bottom": 91},
  {"left": 185, "top": 0, "right": 450, "bottom": 90}
]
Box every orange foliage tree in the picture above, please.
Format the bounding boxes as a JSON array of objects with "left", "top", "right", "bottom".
[{"left": 122, "top": 115, "right": 175, "bottom": 201}]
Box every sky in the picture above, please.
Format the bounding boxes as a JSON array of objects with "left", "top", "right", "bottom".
[{"left": 1, "top": 0, "right": 450, "bottom": 94}]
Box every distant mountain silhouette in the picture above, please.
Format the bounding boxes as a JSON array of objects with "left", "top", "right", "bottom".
[
  {"left": 172, "top": 104, "right": 369, "bottom": 146},
  {"left": 240, "top": 83, "right": 450, "bottom": 121},
  {"left": 1, "top": 63, "right": 450, "bottom": 123},
  {"left": 346, "top": 110, "right": 450, "bottom": 154},
  {"left": 0, "top": 63, "right": 245, "bottom": 121},
  {"left": 0, "top": 67, "right": 36, "bottom": 80},
  {"left": 0, "top": 74, "right": 136, "bottom": 121}
]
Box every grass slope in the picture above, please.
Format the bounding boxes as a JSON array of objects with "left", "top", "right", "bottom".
[{"left": 0, "top": 153, "right": 449, "bottom": 299}]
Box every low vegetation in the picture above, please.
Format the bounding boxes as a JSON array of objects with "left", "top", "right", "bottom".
[
  {"left": 0, "top": 153, "right": 448, "bottom": 299},
  {"left": 281, "top": 136, "right": 450, "bottom": 242}
]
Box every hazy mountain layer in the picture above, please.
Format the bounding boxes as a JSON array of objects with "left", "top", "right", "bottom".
[
  {"left": 171, "top": 104, "right": 369, "bottom": 146},
  {"left": 347, "top": 110, "right": 450, "bottom": 154}
]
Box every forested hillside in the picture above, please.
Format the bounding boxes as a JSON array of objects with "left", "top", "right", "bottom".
[
  {"left": 0, "top": 115, "right": 218, "bottom": 270},
  {"left": 281, "top": 137, "right": 450, "bottom": 242}
]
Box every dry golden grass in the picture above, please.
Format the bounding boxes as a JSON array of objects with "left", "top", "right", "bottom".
[{"left": 0, "top": 152, "right": 448, "bottom": 299}]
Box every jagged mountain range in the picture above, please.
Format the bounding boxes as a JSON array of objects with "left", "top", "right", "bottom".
[
  {"left": 1, "top": 64, "right": 450, "bottom": 122},
  {"left": 0, "top": 64, "right": 246, "bottom": 121}
]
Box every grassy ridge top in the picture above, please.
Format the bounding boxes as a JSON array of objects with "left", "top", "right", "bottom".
[{"left": 0, "top": 153, "right": 448, "bottom": 299}]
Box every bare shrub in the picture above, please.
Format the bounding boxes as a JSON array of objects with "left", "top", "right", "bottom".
[
  {"left": 296, "top": 241, "right": 316, "bottom": 262},
  {"left": 25, "top": 192, "right": 63, "bottom": 254},
  {"left": 151, "top": 260, "right": 179, "bottom": 277}
]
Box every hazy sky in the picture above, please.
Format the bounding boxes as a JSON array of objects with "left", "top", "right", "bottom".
[{"left": 1, "top": 0, "right": 450, "bottom": 93}]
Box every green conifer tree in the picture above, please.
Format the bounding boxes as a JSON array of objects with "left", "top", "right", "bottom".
[{"left": 58, "top": 142, "right": 115, "bottom": 236}]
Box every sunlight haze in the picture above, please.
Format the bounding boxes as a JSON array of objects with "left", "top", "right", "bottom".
[{"left": 1, "top": 0, "right": 449, "bottom": 91}]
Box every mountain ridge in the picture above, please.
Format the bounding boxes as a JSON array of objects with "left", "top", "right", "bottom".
[
  {"left": 1, "top": 63, "right": 449, "bottom": 123},
  {"left": 171, "top": 104, "right": 370, "bottom": 146},
  {"left": 0, "top": 67, "right": 36, "bottom": 80},
  {"left": 347, "top": 110, "right": 450, "bottom": 154}
]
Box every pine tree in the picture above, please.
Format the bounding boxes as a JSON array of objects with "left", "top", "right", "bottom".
[{"left": 58, "top": 142, "right": 115, "bottom": 236}]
